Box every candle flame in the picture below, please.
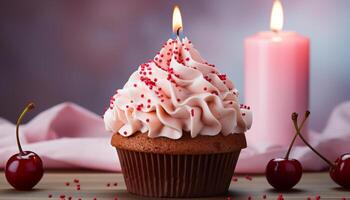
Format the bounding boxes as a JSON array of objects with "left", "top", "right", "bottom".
[
  {"left": 172, "top": 5, "right": 183, "bottom": 34},
  {"left": 270, "top": 0, "right": 284, "bottom": 32}
]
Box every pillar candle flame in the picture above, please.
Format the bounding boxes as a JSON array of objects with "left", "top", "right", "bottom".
[{"left": 270, "top": 0, "right": 284, "bottom": 32}]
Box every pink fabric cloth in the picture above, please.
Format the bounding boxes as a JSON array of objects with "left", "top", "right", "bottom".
[{"left": 1, "top": 101, "right": 349, "bottom": 173}]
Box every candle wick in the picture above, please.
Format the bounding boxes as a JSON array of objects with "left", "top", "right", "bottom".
[{"left": 176, "top": 27, "right": 182, "bottom": 37}]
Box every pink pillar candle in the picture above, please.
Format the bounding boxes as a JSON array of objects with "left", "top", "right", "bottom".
[{"left": 245, "top": 31, "right": 309, "bottom": 150}]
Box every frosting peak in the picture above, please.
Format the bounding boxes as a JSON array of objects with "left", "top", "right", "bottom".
[{"left": 104, "top": 37, "right": 252, "bottom": 139}]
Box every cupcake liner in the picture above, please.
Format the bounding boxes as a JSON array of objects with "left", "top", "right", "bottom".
[{"left": 117, "top": 148, "right": 241, "bottom": 198}]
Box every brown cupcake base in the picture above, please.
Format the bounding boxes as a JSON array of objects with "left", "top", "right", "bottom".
[
  {"left": 112, "top": 132, "right": 246, "bottom": 154},
  {"left": 117, "top": 148, "right": 241, "bottom": 198}
]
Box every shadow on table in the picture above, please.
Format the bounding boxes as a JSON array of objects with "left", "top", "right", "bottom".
[
  {"left": 0, "top": 188, "right": 45, "bottom": 194},
  {"left": 265, "top": 188, "right": 306, "bottom": 194},
  {"left": 114, "top": 190, "right": 247, "bottom": 200}
]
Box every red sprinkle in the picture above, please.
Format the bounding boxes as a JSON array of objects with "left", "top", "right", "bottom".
[
  {"left": 114, "top": 182, "right": 118, "bottom": 186},
  {"left": 74, "top": 178, "right": 79, "bottom": 183},
  {"left": 277, "top": 194, "right": 284, "bottom": 200},
  {"left": 48, "top": 194, "right": 52, "bottom": 198},
  {"left": 262, "top": 194, "right": 267, "bottom": 199},
  {"left": 191, "top": 109, "right": 194, "bottom": 117},
  {"left": 185, "top": 57, "right": 190, "bottom": 61},
  {"left": 146, "top": 119, "right": 150, "bottom": 123},
  {"left": 218, "top": 74, "right": 227, "bottom": 81},
  {"left": 203, "top": 87, "right": 207, "bottom": 91},
  {"left": 65, "top": 182, "right": 70, "bottom": 186},
  {"left": 60, "top": 195, "right": 66, "bottom": 198},
  {"left": 232, "top": 177, "right": 238, "bottom": 182},
  {"left": 245, "top": 175, "right": 252, "bottom": 181}
]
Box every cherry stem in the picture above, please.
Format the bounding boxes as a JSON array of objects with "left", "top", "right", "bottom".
[
  {"left": 291, "top": 111, "right": 335, "bottom": 167},
  {"left": 284, "top": 111, "right": 309, "bottom": 159},
  {"left": 16, "top": 102, "right": 35, "bottom": 155}
]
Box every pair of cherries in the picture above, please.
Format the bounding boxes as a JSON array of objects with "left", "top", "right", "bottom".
[
  {"left": 266, "top": 111, "right": 350, "bottom": 190},
  {"left": 5, "top": 103, "right": 44, "bottom": 190}
]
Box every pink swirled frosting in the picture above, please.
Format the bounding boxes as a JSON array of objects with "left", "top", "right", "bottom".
[{"left": 103, "top": 37, "right": 252, "bottom": 139}]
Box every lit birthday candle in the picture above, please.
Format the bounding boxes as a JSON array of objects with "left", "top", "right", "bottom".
[{"left": 171, "top": 5, "right": 185, "bottom": 39}]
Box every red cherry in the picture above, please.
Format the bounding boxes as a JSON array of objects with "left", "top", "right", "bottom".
[
  {"left": 266, "top": 158, "right": 302, "bottom": 190},
  {"left": 330, "top": 153, "right": 350, "bottom": 188},
  {"left": 5, "top": 103, "right": 44, "bottom": 190},
  {"left": 6, "top": 151, "right": 44, "bottom": 190},
  {"left": 265, "top": 111, "right": 310, "bottom": 190}
]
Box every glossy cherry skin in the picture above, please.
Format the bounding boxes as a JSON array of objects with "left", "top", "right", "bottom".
[
  {"left": 265, "top": 158, "right": 303, "bottom": 190},
  {"left": 5, "top": 151, "right": 44, "bottom": 190},
  {"left": 330, "top": 153, "right": 350, "bottom": 188}
]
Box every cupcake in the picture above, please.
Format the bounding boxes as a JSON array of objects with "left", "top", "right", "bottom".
[{"left": 104, "top": 37, "right": 252, "bottom": 197}]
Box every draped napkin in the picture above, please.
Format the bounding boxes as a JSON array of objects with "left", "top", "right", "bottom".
[{"left": 1, "top": 101, "right": 350, "bottom": 173}]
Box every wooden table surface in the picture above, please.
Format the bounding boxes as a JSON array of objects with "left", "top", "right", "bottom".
[{"left": 0, "top": 171, "right": 349, "bottom": 200}]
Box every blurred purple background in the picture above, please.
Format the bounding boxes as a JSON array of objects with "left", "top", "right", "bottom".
[{"left": 0, "top": 0, "right": 349, "bottom": 132}]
